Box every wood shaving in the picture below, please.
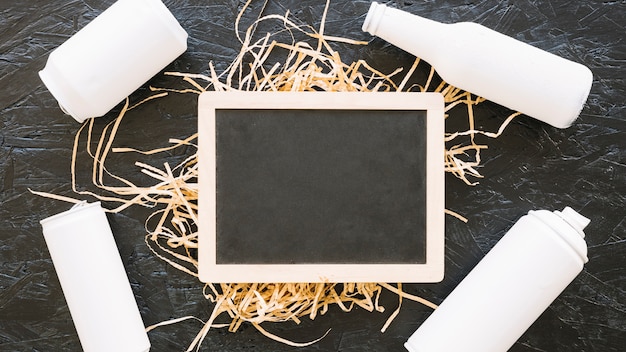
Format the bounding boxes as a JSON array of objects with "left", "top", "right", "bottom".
[{"left": 33, "top": 0, "right": 518, "bottom": 349}]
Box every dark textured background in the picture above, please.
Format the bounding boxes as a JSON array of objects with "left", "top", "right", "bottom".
[{"left": 1, "top": 0, "right": 624, "bottom": 351}]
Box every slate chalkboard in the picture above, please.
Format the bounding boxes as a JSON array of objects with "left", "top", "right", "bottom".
[
  {"left": 216, "top": 108, "right": 427, "bottom": 265},
  {"left": 198, "top": 92, "right": 445, "bottom": 283}
]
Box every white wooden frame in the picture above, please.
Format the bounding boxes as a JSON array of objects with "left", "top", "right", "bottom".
[{"left": 198, "top": 91, "right": 445, "bottom": 283}]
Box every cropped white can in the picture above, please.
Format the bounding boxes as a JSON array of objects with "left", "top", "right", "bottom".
[
  {"left": 405, "top": 207, "right": 590, "bottom": 352},
  {"left": 40, "top": 202, "right": 150, "bottom": 352},
  {"left": 39, "top": 0, "right": 188, "bottom": 123}
]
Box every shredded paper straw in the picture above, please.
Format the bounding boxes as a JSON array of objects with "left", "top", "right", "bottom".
[{"left": 33, "top": 0, "right": 518, "bottom": 349}]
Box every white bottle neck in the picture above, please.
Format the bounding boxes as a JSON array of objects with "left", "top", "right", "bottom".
[{"left": 362, "top": 2, "right": 446, "bottom": 64}]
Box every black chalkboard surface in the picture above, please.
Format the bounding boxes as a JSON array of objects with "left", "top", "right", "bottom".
[{"left": 198, "top": 92, "right": 445, "bottom": 283}]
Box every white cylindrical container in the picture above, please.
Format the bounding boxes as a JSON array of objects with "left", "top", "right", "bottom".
[
  {"left": 362, "top": 2, "right": 593, "bottom": 129},
  {"left": 404, "top": 207, "right": 590, "bottom": 352},
  {"left": 41, "top": 202, "right": 150, "bottom": 352},
  {"left": 39, "top": 0, "right": 188, "bottom": 123}
]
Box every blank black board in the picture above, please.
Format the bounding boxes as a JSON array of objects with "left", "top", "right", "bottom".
[
  {"left": 198, "top": 92, "right": 445, "bottom": 283},
  {"left": 216, "top": 109, "right": 427, "bottom": 264}
]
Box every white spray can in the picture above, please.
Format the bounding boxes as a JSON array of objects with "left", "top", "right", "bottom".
[
  {"left": 404, "top": 207, "right": 590, "bottom": 352},
  {"left": 362, "top": 2, "right": 593, "bottom": 129},
  {"left": 39, "top": 0, "right": 188, "bottom": 123}
]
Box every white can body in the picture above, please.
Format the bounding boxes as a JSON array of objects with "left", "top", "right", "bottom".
[
  {"left": 405, "top": 207, "right": 589, "bottom": 352},
  {"left": 39, "top": 0, "right": 188, "bottom": 122},
  {"left": 40, "top": 202, "right": 150, "bottom": 352},
  {"left": 362, "top": 2, "right": 593, "bottom": 129}
]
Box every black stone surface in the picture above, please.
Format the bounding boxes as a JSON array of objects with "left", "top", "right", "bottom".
[{"left": 1, "top": 1, "right": 625, "bottom": 351}]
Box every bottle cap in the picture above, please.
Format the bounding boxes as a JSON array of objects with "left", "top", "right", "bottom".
[
  {"left": 555, "top": 206, "right": 590, "bottom": 238},
  {"left": 362, "top": 2, "right": 385, "bottom": 35}
]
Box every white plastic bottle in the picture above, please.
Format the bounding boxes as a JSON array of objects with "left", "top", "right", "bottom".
[
  {"left": 404, "top": 207, "right": 590, "bottom": 352},
  {"left": 40, "top": 202, "right": 151, "bottom": 352},
  {"left": 39, "top": 0, "right": 188, "bottom": 123},
  {"left": 362, "top": 2, "right": 593, "bottom": 129}
]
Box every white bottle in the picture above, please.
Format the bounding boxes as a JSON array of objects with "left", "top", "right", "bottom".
[
  {"left": 404, "top": 207, "right": 590, "bottom": 352},
  {"left": 40, "top": 202, "right": 151, "bottom": 352},
  {"left": 39, "top": 0, "right": 188, "bottom": 123},
  {"left": 362, "top": 2, "right": 593, "bottom": 129}
]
